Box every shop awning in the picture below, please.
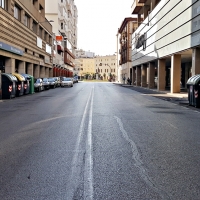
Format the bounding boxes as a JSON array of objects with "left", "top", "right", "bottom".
[{"left": 57, "top": 45, "right": 64, "bottom": 52}]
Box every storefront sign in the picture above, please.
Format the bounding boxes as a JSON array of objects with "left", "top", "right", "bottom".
[
  {"left": 0, "top": 41, "right": 23, "bottom": 55},
  {"left": 45, "top": 56, "right": 50, "bottom": 64}
]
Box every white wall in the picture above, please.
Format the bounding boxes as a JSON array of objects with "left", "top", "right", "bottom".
[{"left": 132, "top": 0, "right": 198, "bottom": 66}]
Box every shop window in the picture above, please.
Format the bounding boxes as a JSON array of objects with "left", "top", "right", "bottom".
[{"left": 14, "top": 4, "right": 21, "bottom": 21}]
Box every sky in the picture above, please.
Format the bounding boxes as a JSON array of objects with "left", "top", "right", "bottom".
[{"left": 75, "top": 0, "right": 133, "bottom": 56}]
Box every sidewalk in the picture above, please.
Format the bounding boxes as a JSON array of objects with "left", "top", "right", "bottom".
[{"left": 113, "top": 82, "right": 189, "bottom": 106}]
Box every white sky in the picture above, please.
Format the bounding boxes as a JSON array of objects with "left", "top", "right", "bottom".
[{"left": 75, "top": 0, "right": 133, "bottom": 56}]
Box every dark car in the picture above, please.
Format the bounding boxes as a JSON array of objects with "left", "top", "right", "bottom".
[
  {"left": 34, "top": 78, "right": 44, "bottom": 92},
  {"left": 48, "top": 78, "right": 56, "bottom": 89},
  {"left": 42, "top": 78, "right": 50, "bottom": 90}
]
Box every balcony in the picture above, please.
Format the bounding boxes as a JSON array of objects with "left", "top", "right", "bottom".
[{"left": 131, "top": 0, "right": 144, "bottom": 14}]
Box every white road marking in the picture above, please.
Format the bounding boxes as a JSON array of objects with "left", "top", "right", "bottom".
[
  {"left": 84, "top": 86, "right": 94, "bottom": 200},
  {"left": 68, "top": 88, "right": 93, "bottom": 199}
]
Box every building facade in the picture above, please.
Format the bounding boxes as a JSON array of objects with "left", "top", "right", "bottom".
[
  {"left": 118, "top": 18, "right": 137, "bottom": 83},
  {"left": 45, "top": 0, "right": 78, "bottom": 77},
  {"left": 75, "top": 57, "right": 95, "bottom": 79},
  {"left": 131, "top": 0, "right": 200, "bottom": 93},
  {"left": 0, "top": 0, "right": 53, "bottom": 79},
  {"left": 95, "top": 55, "right": 117, "bottom": 80},
  {"left": 74, "top": 49, "right": 95, "bottom": 77}
]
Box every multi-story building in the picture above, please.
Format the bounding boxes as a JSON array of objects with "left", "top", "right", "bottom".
[
  {"left": 74, "top": 49, "right": 95, "bottom": 77},
  {"left": 118, "top": 18, "right": 137, "bottom": 83},
  {"left": 95, "top": 55, "right": 117, "bottom": 80},
  {"left": 77, "top": 58, "right": 95, "bottom": 79},
  {"left": 0, "top": 0, "right": 53, "bottom": 89},
  {"left": 130, "top": 0, "right": 200, "bottom": 93},
  {"left": 45, "top": 0, "right": 78, "bottom": 77},
  {"left": 75, "top": 49, "right": 95, "bottom": 58}
]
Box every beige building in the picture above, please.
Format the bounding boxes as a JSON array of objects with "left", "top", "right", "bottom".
[
  {"left": 130, "top": 0, "right": 200, "bottom": 93},
  {"left": 77, "top": 58, "right": 95, "bottom": 78},
  {"left": 0, "top": 0, "right": 53, "bottom": 80},
  {"left": 45, "top": 0, "right": 78, "bottom": 77},
  {"left": 95, "top": 55, "right": 117, "bottom": 80}
]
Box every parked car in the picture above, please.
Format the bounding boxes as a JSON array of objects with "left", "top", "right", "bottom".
[
  {"left": 42, "top": 78, "right": 50, "bottom": 90},
  {"left": 34, "top": 78, "right": 44, "bottom": 92},
  {"left": 53, "top": 77, "right": 61, "bottom": 87},
  {"left": 48, "top": 78, "right": 56, "bottom": 89},
  {"left": 60, "top": 77, "right": 73, "bottom": 87}
]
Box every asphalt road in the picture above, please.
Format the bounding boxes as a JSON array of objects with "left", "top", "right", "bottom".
[{"left": 0, "top": 82, "right": 200, "bottom": 200}]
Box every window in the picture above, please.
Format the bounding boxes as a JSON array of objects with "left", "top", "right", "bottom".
[
  {"left": 32, "top": 20, "right": 37, "bottom": 34},
  {"left": 24, "top": 14, "right": 30, "bottom": 28},
  {"left": 0, "top": 0, "right": 8, "bottom": 10},
  {"left": 105, "top": 69, "right": 106, "bottom": 72},
  {"left": 39, "top": 4, "right": 43, "bottom": 14},
  {"left": 14, "top": 5, "right": 21, "bottom": 21},
  {"left": 33, "top": 0, "right": 37, "bottom": 5},
  {"left": 61, "top": 22, "right": 63, "bottom": 29},
  {"left": 39, "top": 27, "right": 43, "bottom": 38}
]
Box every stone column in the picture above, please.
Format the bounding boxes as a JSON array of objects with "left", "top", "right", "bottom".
[
  {"left": 141, "top": 64, "right": 147, "bottom": 87},
  {"left": 136, "top": 66, "right": 141, "bottom": 86},
  {"left": 40, "top": 66, "right": 45, "bottom": 78},
  {"left": 18, "top": 61, "right": 25, "bottom": 73},
  {"left": 192, "top": 48, "right": 200, "bottom": 76},
  {"left": 27, "top": 63, "right": 33, "bottom": 76},
  {"left": 34, "top": 65, "right": 39, "bottom": 78},
  {"left": 5, "top": 58, "right": 15, "bottom": 73},
  {"left": 171, "top": 54, "right": 181, "bottom": 93},
  {"left": 158, "top": 59, "right": 166, "bottom": 91},
  {"left": 148, "top": 62, "right": 155, "bottom": 89},
  {"left": 45, "top": 67, "right": 49, "bottom": 77},
  {"left": 132, "top": 67, "right": 136, "bottom": 85},
  {"left": 49, "top": 68, "right": 53, "bottom": 77}
]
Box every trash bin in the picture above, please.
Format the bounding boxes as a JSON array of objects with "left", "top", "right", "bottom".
[
  {"left": 28, "top": 75, "right": 34, "bottom": 94},
  {"left": 20, "top": 73, "right": 31, "bottom": 95},
  {"left": 2, "top": 73, "right": 18, "bottom": 99},
  {"left": 186, "top": 74, "right": 200, "bottom": 107},
  {"left": 12, "top": 73, "right": 25, "bottom": 97}
]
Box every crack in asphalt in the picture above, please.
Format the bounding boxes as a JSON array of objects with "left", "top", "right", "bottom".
[{"left": 114, "top": 116, "right": 171, "bottom": 200}]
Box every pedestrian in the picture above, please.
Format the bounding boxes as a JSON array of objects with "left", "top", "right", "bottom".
[{"left": 127, "top": 77, "right": 130, "bottom": 85}]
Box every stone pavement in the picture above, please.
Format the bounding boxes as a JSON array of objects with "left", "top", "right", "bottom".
[{"left": 113, "top": 82, "right": 194, "bottom": 109}]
